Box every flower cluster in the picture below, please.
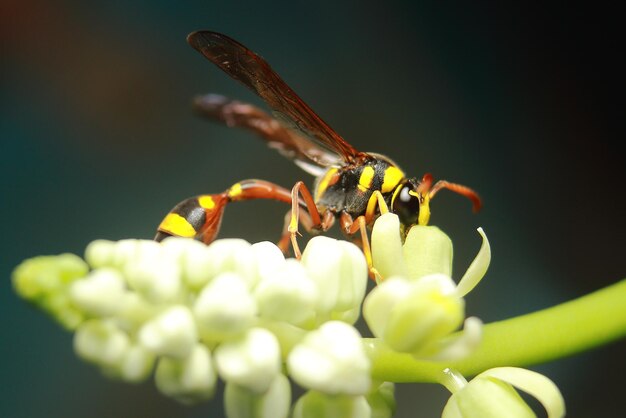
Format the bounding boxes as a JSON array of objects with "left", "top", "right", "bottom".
[
  {"left": 12, "top": 214, "right": 565, "bottom": 417},
  {"left": 13, "top": 236, "right": 374, "bottom": 416}
]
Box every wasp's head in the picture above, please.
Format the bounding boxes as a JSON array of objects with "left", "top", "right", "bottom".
[
  {"left": 390, "top": 177, "right": 429, "bottom": 228},
  {"left": 390, "top": 174, "right": 482, "bottom": 230}
]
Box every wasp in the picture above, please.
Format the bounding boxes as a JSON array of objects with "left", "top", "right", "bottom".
[{"left": 155, "top": 31, "right": 481, "bottom": 273}]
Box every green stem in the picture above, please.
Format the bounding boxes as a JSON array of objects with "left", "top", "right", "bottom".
[{"left": 365, "top": 278, "right": 626, "bottom": 383}]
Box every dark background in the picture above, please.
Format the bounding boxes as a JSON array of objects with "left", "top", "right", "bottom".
[{"left": 2, "top": 1, "right": 624, "bottom": 417}]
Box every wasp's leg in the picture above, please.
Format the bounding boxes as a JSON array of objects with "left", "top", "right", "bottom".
[
  {"left": 155, "top": 179, "right": 295, "bottom": 245},
  {"left": 278, "top": 209, "right": 335, "bottom": 255},
  {"left": 339, "top": 191, "right": 390, "bottom": 281},
  {"left": 287, "top": 181, "right": 332, "bottom": 258}
]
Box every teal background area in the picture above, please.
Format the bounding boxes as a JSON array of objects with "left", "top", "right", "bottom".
[{"left": 2, "top": 1, "right": 624, "bottom": 417}]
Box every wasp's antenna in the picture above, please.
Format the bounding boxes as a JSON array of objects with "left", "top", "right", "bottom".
[{"left": 429, "top": 180, "right": 482, "bottom": 212}]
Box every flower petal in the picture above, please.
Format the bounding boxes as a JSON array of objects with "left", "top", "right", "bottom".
[
  {"left": 477, "top": 367, "right": 565, "bottom": 418},
  {"left": 422, "top": 317, "right": 483, "bottom": 361},
  {"left": 371, "top": 213, "right": 408, "bottom": 281},
  {"left": 403, "top": 225, "right": 453, "bottom": 281},
  {"left": 456, "top": 228, "right": 491, "bottom": 297}
]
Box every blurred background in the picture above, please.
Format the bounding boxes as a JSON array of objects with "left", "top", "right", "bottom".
[{"left": 1, "top": 1, "right": 624, "bottom": 417}]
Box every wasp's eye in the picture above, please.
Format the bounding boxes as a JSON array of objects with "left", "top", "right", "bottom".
[{"left": 392, "top": 185, "right": 420, "bottom": 226}]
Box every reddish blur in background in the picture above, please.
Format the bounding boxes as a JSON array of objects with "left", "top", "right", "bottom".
[{"left": 1, "top": 1, "right": 624, "bottom": 417}]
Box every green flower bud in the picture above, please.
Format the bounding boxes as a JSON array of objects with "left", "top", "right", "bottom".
[{"left": 12, "top": 253, "right": 88, "bottom": 329}]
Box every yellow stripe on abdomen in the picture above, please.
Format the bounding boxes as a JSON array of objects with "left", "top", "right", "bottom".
[
  {"left": 198, "top": 195, "right": 216, "bottom": 209},
  {"left": 158, "top": 213, "right": 196, "bottom": 237}
]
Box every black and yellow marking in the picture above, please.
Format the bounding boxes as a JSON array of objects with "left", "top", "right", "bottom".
[
  {"left": 315, "top": 167, "right": 339, "bottom": 201},
  {"left": 157, "top": 194, "right": 214, "bottom": 238},
  {"left": 381, "top": 166, "right": 404, "bottom": 193},
  {"left": 358, "top": 166, "right": 375, "bottom": 192}
]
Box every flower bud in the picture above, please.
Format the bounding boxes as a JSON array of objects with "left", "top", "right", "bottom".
[
  {"left": 155, "top": 344, "right": 216, "bottom": 404},
  {"left": 69, "top": 268, "right": 127, "bottom": 317},
  {"left": 193, "top": 272, "right": 257, "bottom": 342},
  {"left": 292, "top": 391, "right": 371, "bottom": 418},
  {"left": 74, "top": 319, "right": 130, "bottom": 370},
  {"left": 12, "top": 253, "right": 88, "bottom": 329},
  {"left": 162, "top": 237, "right": 214, "bottom": 290},
  {"left": 215, "top": 328, "right": 281, "bottom": 394},
  {"left": 124, "top": 254, "right": 182, "bottom": 304},
  {"left": 254, "top": 259, "right": 317, "bottom": 326},
  {"left": 300, "top": 236, "right": 367, "bottom": 320},
  {"left": 224, "top": 374, "right": 291, "bottom": 418},
  {"left": 138, "top": 305, "right": 197, "bottom": 358},
  {"left": 251, "top": 241, "right": 287, "bottom": 283},
  {"left": 203, "top": 239, "right": 259, "bottom": 288},
  {"left": 117, "top": 344, "right": 155, "bottom": 383},
  {"left": 288, "top": 321, "right": 371, "bottom": 395}
]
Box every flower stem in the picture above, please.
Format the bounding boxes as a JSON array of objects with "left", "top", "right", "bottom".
[{"left": 365, "top": 279, "right": 626, "bottom": 383}]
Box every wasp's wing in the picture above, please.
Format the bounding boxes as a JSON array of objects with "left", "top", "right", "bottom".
[
  {"left": 187, "top": 31, "right": 365, "bottom": 164},
  {"left": 193, "top": 94, "right": 341, "bottom": 176}
]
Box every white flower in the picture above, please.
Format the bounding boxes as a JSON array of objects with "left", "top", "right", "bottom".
[
  {"left": 365, "top": 213, "right": 490, "bottom": 360},
  {"left": 363, "top": 274, "right": 481, "bottom": 358},
  {"left": 371, "top": 213, "right": 490, "bottom": 288},
  {"left": 287, "top": 321, "right": 371, "bottom": 395},
  {"left": 215, "top": 328, "right": 282, "bottom": 394}
]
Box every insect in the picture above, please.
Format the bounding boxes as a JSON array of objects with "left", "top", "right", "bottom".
[{"left": 155, "top": 31, "right": 481, "bottom": 273}]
